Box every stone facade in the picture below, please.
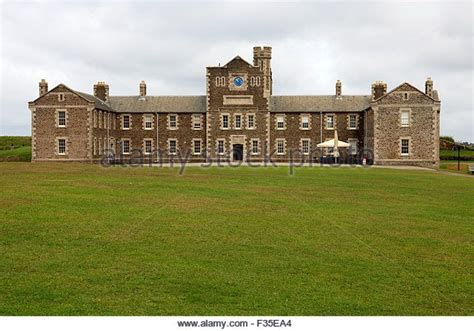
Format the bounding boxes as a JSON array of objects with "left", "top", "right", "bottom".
[{"left": 28, "top": 46, "right": 441, "bottom": 167}]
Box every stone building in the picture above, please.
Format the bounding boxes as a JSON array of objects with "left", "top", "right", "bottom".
[{"left": 28, "top": 46, "right": 441, "bottom": 167}]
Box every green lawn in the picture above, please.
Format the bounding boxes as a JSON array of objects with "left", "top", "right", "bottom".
[
  {"left": 0, "top": 136, "right": 32, "bottom": 162},
  {"left": 0, "top": 163, "right": 473, "bottom": 315}
]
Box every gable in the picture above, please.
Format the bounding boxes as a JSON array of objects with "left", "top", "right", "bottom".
[
  {"left": 32, "top": 84, "right": 91, "bottom": 107},
  {"left": 374, "top": 82, "right": 435, "bottom": 104},
  {"left": 224, "top": 56, "right": 253, "bottom": 69}
]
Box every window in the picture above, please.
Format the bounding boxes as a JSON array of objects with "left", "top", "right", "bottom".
[
  {"left": 168, "top": 139, "right": 177, "bottom": 155},
  {"left": 58, "top": 93, "right": 65, "bottom": 101},
  {"left": 301, "top": 139, "right": 310, "bottom": 155},
  {"left": 217, "top": 140, "right": 225, "bottom": 155},
  {"left": 98, "top": 111, "right": 102, "bottom": 129},
  {"left": 301, "top": 115, "right": 309, "bottom": 129},
  {"left": 250, "top": 77, "right": 255, "bottom": 86},
  {"left": 144, "top": 114, "right": 153, "bottom": 130},
  {"left": 58, "top": 111, "right": 66, "bottom": 127},
  {"left": 403, "top": 92, "right": 409, "bottom": 101},
  {"left": 57, "top": 138, "right": 66, "bottom": 155},
  {"left": 193, "top": 140, "right": 202, "bottom": 155},
  {"left": 276, "top": 139, "right": 285, "bottom": 155},
  {"left": 276, "top": 115, "right": 285, "bottom": 129},
  {"left": 235, "top": 114, "right": 242, "bottom": 129},
  {"left": 247, "top": 114, "right": 255, "bottom": 129},
  {"left": 216, "top": 76, "right": 225, "bottom": 87},
  {"left": 256, "top": 76, "right": 261, "bottom": 86},
  {"left": 192, "top": 114, "right": 202, "bottom": 129},
  {"left": 401, "top": 139, "right": 410, "bottom": 156},
  {"left": 144, "top": 139, "right": 152, "bottom": 155},
  {"left": 93, "top": 111, "right": 97, "bottom": 128},
  {"left": 122, "top": 115, "right": 130, "bottom": 129},
  {"left": 326, "top": 115, "right": 334, "bottom": 129},
  {"left": 222, "top": 114, "right": 229, "bottom": 129},
  {"left": 401, "top": 110, "right": 410, "bottom": 127},
  {"left": 122, "top": 139, "right": 130, "bottom": 154},
  {"left": 168, "top": 114, "right": 177, "bottom": 129},
  {"left": 251, "top": 139, "right": 259, "bottom": 155},
  {"left": 349, "top": 140, "right": 358, "bottom": 155},
  {"left": 349, "top": 114, "right": 357, "bottom": 129}
]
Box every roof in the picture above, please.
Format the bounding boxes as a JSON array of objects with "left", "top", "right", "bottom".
[
  {"left": 373, "top": 82, "right": 437, "bottom": 102},
  {"left": 75, "top": 90, "right": 113, "bottom": 111},
  {"left": 108, "top": 96, "right": 207, "bottom": 113},
  {"left": 270, "top": 95, "right": 372, "bottom": 113}
]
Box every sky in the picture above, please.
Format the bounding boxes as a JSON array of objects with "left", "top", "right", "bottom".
[{"left": 1, "top": 0, "right": 472, "bottom": 141}]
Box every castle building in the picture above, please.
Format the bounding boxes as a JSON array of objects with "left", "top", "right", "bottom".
[{"left": 28, "top": 46, "right": 441, "bottom": 167}]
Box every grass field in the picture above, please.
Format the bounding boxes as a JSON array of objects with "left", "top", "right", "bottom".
[
  {"left": 0, "top": 136, "right": 32, "bottom": 162},
  {"left": 0, "top": 162, "right": 473, "bottom": 315}
]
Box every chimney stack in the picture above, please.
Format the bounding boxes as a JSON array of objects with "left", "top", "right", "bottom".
[
  {"left": 93, "top": 81, "right": 109, "bottom": 101},
  {"left": 139, "top": 80, "right": 147, "bottom": 98},
  {"left": 335, "top": 80, "right": 342, "bottom": 96},
  {"left": 371, "top": 81, "right": 387, "bottom": 100},
  {"left": 39, "top": 79, "right": 48, "bottom": 97},
  {"left": 425, "top": 77, "right": 433, "bottom": 98}
]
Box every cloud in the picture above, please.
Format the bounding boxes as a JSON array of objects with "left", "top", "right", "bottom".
[{"left": 1, "top": 1, "right": 472, "bottom": 141}]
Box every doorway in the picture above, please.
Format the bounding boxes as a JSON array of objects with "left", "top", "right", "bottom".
[{"left": 232, "top": 144, "right": 243, "bottom": 161}]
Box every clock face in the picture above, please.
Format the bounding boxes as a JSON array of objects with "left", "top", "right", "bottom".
[{"left": 233, "top": 76, "right": 244, "bottom": 87}]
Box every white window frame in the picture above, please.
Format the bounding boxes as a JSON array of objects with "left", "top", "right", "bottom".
[
  {"left": 217, "top": 139, "right": 225, "bottom": 155},
  {"left": 400, "top": 138, "right": 410, "bottom": 156},
  {"left": 348, "top": 139, "right": 358, "bottom": 155},
  {"left": 168, "top": 139, "right": 177, "bottom": 155},
  {"left": 58, "top": 93, "right": 65, "bottom": 102},
  {"left": 57, "top": 110, "right": 66, "bottom": 127},
  {"left": 121, "top": 139, "right": 131, "bottom": 154},
  {"left": 234, "top": 114, "right": 242, "bottom": 129},
  {"left": 193, "top": 139, "right": 202, "bottom": 155},
  {"left": 122, "top": 114, "right": 131, "bottom": 130},
  {"left": 251, "top": 139, "right": 259, "bottom": 155},
  {"left": 276, "top": 139, "right": 286, "bottom": 155},
  {"left": 143, "top": 114, "right": 153, "bottom": 130},
  {"left": 247, "top": 113, "right": 255, "bottom": 129},
  {"left": 301, "top": 139, "right": 310, "bottom": 155},
  {"left": 300, "top": 114, "right": 310, "bottom": 130},
  {"left": 57, "top": 138, "right": 66, "bottom": 155},
  {"left": 400, "top": 109, "right": 410, "bottom": 127},
  {"left": 168, "top": 114, "right": 178, "bottom": 130},
  {"left": 326, "top": 114, "right": 335, "bottom": 130},
  {"left": 221, "top": 114, "right": 229, "bottom": 129},
  {"left": 276, "top": 115, "right": 285, "bottom": 130},
  {"left": 192, "top": 114, "right": 202, "bottom": 130},
  {"left": 143, "top": 139, "right": 153, "bottom": 155},
  {"left": 348, "top": 114, "right": 358, "bottom": 130}
]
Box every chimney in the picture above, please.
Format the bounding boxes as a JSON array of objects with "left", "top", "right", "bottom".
[
  {"left": 253, "top": 46, "right": 272, "bottom": 96},
  {"left": 425, "top": 77, "right": 433, "bottom": 98},
  {"left": 93, "top": 81, "right": 109, "bottom": 101},
  {"left": 335, "top": 80, "right": 342, "bottom": 96},
  {"left": 139, "top": 80, "right": 147, "bottom": 98},
  {"left": 39, "top": 79, "right": 48, "bottom": 97},
  {"left": 372, "top": 81, "right": 387, "bottom": 100}
]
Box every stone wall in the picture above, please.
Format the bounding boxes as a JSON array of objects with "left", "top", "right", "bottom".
[{"left": 373, "top": 83, "right": 439, "bottom": 167}]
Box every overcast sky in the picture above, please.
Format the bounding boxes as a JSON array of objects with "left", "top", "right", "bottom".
[{"left": 1, "top": 0, "right": 472, "bottom": 141}]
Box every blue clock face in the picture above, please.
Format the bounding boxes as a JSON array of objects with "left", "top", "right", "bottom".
[{"left": 234, "top": 76, "right": 244, "bottom": 87}]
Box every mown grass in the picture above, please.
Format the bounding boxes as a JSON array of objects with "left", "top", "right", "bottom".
[{"left": 0, "top": 163, "right": 473, "bottom": 316}]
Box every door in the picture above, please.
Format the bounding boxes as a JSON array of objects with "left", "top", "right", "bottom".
[{"left": 233, "top": 144, "right": 243, "bottom": 161}]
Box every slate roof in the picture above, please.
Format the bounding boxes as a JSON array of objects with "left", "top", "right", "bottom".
[
  {"left": 75, "top": 91, "right": 114, "bottom": 112},
  {"left": 270, "top": 95, "right": 372, "bottom": 113},
  {"left": 107, "top": 96, "right": 207, "bottom": 113}
]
